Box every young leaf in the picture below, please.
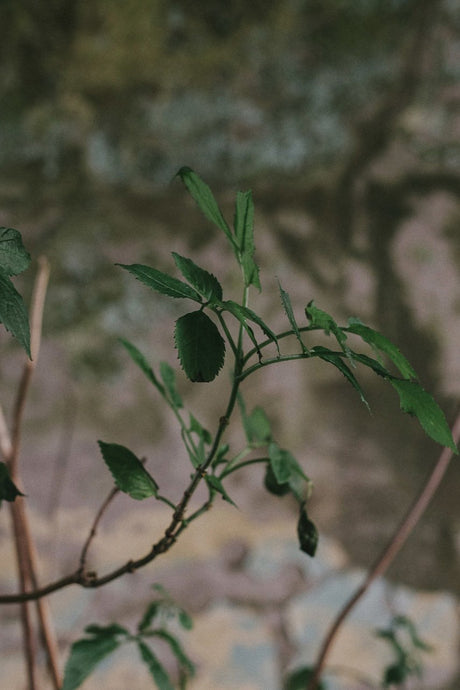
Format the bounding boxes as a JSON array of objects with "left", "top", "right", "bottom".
[
  {"left": 389, "top": 379, "right": 458, "bottom": 452},
  {"left": 222, "top": 300, "right": 279, "bottom": 355},
  {"left": 119, "top": 338, "right": 164, "bottom": 392},
  {"left": 117, "top": 263, "right": 202, "bottom": 302},
  {"left": 346, "top": 320, "right": 417, "bottom": 379},
  {"left": 174, "top": 310, "right": 225, "bottom": 382},
  {"left": 150, "top": 630, "right": 195, "bottom": 677},
  {"left": 138, "top": 601, "right": 162, "bottom": 633},
  {"left": 176, "top": 167, "right": 236, "bottom": 249},
  {"left": 283, "top": 666, "right": 326, "bottom": 690},
  {"left": 172, "top": 252, "right": 223, "bottom": 302},
  {"left": 311, "top": 346, "right": 370, "bottom": 411},
  {"left": 306, "top": 300, "right": 351, "bottom": 359},
  {"left": 62, "top": 631, "right": 123, "bottom": 690},
  {"left": 0, "top": 462, "right": 25, "bottom": 507},
  {"left": 246, "top": 406, "right": 273, "bottom": 444},
  {"left": 206, "top": 475, "right": 238, "bottom": 507},
  {"left": 137, "top": 640, "right": 175, "bottom": 690},
  {"left": 233, "top": 190, "right": 261, "bottom": 290},
  {"left": 267, "top": 444, "right": 310, "bottom": 502},
  {"left": 177, "top": 608, "right": 193, "bottom": 631},
  {"left": 0, "top": 269, "right": 31, "bottom": 357},
  {"left": 160, "top": 361, "right": 183, "bottom": 408},
  {"left": 297, "top": 504, "right": 318, "bottom": 557},
  {"left": 98, "top": 441, "right": 159, "bottom": 500},
  {"left": 278, "top": 281, "right": 309, "bottom": 354},
  {"left": 189, "top": 413, "right": 212, "bottom": 445},
  {"left": 0, "top": 227, "right": 31, "bottom": 276}
]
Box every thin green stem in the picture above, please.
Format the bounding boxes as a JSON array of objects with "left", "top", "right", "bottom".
[
  {"left": 238, "top": 352, "right": 313, "bottom": 381},
  {"left": 219, "top": 456, "right": 268, "bottom": 479},
  {"left": 216, "top": 310, "right": 238, "bottom": 357}
]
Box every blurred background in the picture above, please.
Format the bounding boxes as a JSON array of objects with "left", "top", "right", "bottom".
[{"left": 0, "top": 1, "right": 459, "bottom": 688}]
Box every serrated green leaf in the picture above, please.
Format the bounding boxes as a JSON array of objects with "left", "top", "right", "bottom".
[
  {"left": 278, "top": 281, "right": 309, "bottom": 354},
  {"left": 117, "top": 263, "right": 202, "bottom": 302},
  {"left": 149, "top": 630, "right": 195, "bottom": 677},
  {"left": 62, "top": 633, "right": 121, "bottom": 690},
  {"left": 137, "top": 640, "right": 175, "bottom": 690},
  {"left": 119, "top": 338, "right": 164, "bottom": 391},
  {"left": 346, "top": 320, "right": 417, "bottom": 379},
  {"left": 98, "top": 441, "right": 159, "bottom": 499},
  {"left": 222, "top": 300, "right": 279, "bottom": 355},
  {"left": 0, "top": 269, "right": 31, "bottom": 357},
  {"left": 234, "top": 190, "right": 261, "bottom": 290},
  {"left": 176, "top": 167, "right": 236, "bottom": 249},
  {"left": 0, "top": 227, "right": 31, "bottom": 276},
  {"left": 172, "top": 252, "right": 223, "bottom": 302},
  {"left": 160, "top": 361, "right": 183, "bottom": 408},
  {"left": 389, "top": 379, "right": 458, "bottom": 451},
  {"left": 0, "top": 462, "right": 25, "bottom": 508},
  {"left": 174, "top": 310, "right": 225, "bottom": 382},
  {"left": 205, "top": 475, "right": 238, "bottom": 507},
  {"left": 306, "top": 300, "right": 351, "bottom": 360},
  {"left": 284, "top": 666, "right": 326, "bottom": 690},
  {"left": 297, "top": 504, "right": 318, "bottom": 557},
  {"left": 311, "top": 346, "right": 370, "bottom": 411}
]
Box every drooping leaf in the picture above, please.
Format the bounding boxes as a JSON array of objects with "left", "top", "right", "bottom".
[
  {"left": 119, "top": 338, "right": 164, "bottom": 391},
  {"left": 0, "top": 269, "right": 31, "bottom": 357},
  {"left": 0, "top": 227, "right": 31, "bottom": 276},
  {"left": 176, "top": 167, "right": 236, "bottom": 249},
  {"left": 117, "top": 263, "right": 202, "bottom": 302},
  {"left": 172, "top": 252, "right": 223, "bottom": 302},
  {"left": 297, "top": 504, "right": 318, "bottom": 557},
  {"left": 222, "top": 300, "right": 279, "bottom": 355},
  {"left": 306, "top": 300, "right": 351, "bottom": 360},
  {"left": 311, "top": 346, "right": 370, "bottom": 411},
  {"left": 283, "top": 666, "right": 326, "bottom": 690},
  {"left": 189, "top": 413, "right": 212, "bottom": 445},
  {"left": 233, "top": 190, "right": 261, "bottom": 290},
  {"left": 137, "top": 640, "right": 175, "bottom": 690},
  {"left": 278, "top": 281, "right": 309, "bottom": 354},
  {"left": 389, "top": 379, "right": 458, "bottom": 452},
  {"left": 174, "top": 310, "right": 225, "bottom": 382},
  {"left": 150, "top": 630, "right": 195, "bottom": 677},
  {"left": 350, "top": 351, "right": 391, "bottom": 378},
  {"left": 267, "top": 443, "right": 310, "bottom": 502},
  {"left": 0, "top": 462, "right": 25, "bottom": 507},
  {"left": 346, "top": 320, "right": 417, "bottom": 379},
  {"left": 160, "top": 361, "right": 183, "bottom": 408},
  {"left": 98, "top": 441, "right": 159, "bottom": 500},
  {"left": 205, "top": 475, "right": 238, "bottom": 507},
  {"left": 246, "top": 406, "right": 273, "bottom": 444},
  {"left": 62, "top": 627, "right": 126, "bottom": 690},
  {"left": 264, "top": 464, "right": 290, "bottom": 496}
]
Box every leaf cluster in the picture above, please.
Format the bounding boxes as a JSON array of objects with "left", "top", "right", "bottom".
[{"left": 376, "top": 615, "right": 433, "bottom": 687}]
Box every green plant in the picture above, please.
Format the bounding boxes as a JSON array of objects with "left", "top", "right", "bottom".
[
  {"left": 0, "top": 169, "right": 457, "bottom": 690},
  {"left": 377, "top": 615, "right": 433, "bottom": 687}
]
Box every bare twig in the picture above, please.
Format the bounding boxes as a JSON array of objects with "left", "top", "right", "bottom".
[
  {"left": 79, "top": 486, "right": 119, "bottom": 572},
  {"left": 307, "top": 412, "right": 460, "bottom": 690}
]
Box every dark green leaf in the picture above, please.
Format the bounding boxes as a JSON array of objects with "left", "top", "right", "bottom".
[
  {"left": 149, "top": 630, "right": 195, "bottom": 676},
  {"left": 0, "top": 269, "right": 31, "bottom": 357},
  {"left": 384, "top": 664, "right": 407, "bottom": 685},
  {"left": 98, "top": 441, "right": 159, "bottom": 500},
  {"left": 138, "top": 602, "right": 162, "bottom": 633},
  {"left": 0, "top": 462, "right": 25, "bottom": 507},
  {"left": 284, "top": 666, "right": 326, "bottom": 690},
  {"left": 160, "top": 361, "right": 183, "bottom": 408},
  {"left": 346, "top": 320, "right": 417, "bottom": 379},
  {"left": 62, "top": 634, "right": 121, "bottom": 690},
  {"left": 119, "top": 338, "right": 164, "bottom": 391},
  {"left": 306, "top": 301, "right": 351, "bottom": 359},
  {"left": 264, "top": 464, "right": 290, "bottom": 496},
  {"left": 176, "top": 167, "right": 236, "bottom": 249},
  {"left": 268, "top": 443, "right": 293, "bottom": 484},
  {"left": 172, "top": 252, "right": 223, "bottom": 302},
  {"left": 205, "top": 475, "right": 238, "bottom": 507},
  {"left": 267, "top": 443, "right": 310, "bottom": 502},
  {"left": 84, "top": 623, "right": 129, "bottom": 637},
  {"left": 222, "top": 300, "right": 279, "bottom": 355},
  {"left": 297, "top": 504, "right": 318, "bottom": 557},
  {"left": 137, "top": 640, "right": 175, "bottom": 690},
  {"left": 0, "top": 227, "right": 31, "bottom": 276},
  {"left": 389, "top": 379, "right": 458, "bottom": 452},
  {"left": 350, "top": 351, "right": 391, "bottom": 378},
  {"left": 178, "top": 608, "right": 193, "bottom": 631},
  {"left": 174, "top": 310, "right": 225, "bottom": 382},
  {"left": 311, "top": 346, "right": 370, "bottom": 411},
  {"left": 278, "top": 281, "right": 309, "bottom": 354},
  {"left": 117, "top": 263, "right": 202, "bottom": 302},
  {"left": 233, "top": 190, "right": 261, "bottom": 290}
]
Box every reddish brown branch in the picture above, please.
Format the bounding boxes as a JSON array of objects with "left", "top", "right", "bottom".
[{"left": 307, "top": 412, "right": 460, "bottom": 690}]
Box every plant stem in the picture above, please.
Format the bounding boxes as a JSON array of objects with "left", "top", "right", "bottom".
[{"left": 307, "top": 411, "right": 460, "bottom": 690}]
